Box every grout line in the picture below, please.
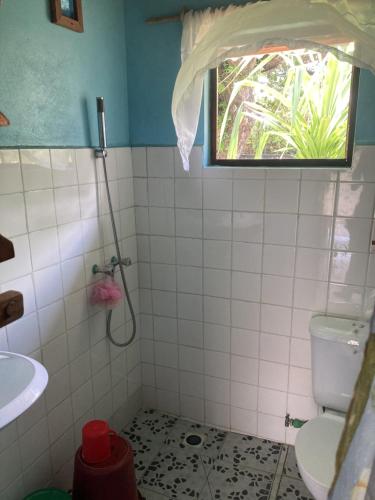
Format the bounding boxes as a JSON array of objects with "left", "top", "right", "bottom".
[{"left": 269, "top": 444, "right": 288, "bottom": 500}]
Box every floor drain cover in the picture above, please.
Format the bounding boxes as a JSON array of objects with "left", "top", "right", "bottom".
[{"left": 184, "top": 433, "right": 204, "bottom": 447}]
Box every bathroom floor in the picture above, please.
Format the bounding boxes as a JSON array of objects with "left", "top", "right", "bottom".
[{"left": 122, "top": 409, "right": 314, "bottom": 500}]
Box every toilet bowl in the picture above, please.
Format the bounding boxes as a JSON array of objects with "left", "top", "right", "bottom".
[{"left": 295, "top": 412, "right": 345, "bottom": 500}]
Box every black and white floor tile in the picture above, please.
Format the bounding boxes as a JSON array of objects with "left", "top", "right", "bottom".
[{"left": 122, "top": 409, "right": 314, "bottom": 500}]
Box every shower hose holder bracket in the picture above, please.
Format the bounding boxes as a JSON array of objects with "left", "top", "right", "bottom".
[
  {"left": 95, "top": 148, "right": 107, "bottom": 158},
  {"left": 92, "top": 256, "right": 132, "bottom": 276}
]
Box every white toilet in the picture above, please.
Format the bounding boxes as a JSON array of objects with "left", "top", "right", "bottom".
[{"left": 295, "top": 315, "right": 369, "bottom": 500}]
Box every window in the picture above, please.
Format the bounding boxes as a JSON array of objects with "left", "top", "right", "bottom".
[{"left": 210, "top": 47, "right": 359, "bottom": 167}]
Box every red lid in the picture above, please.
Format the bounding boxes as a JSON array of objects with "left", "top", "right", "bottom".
[{"left": 82, "top": 420, "right": 111, "bottom": 464}]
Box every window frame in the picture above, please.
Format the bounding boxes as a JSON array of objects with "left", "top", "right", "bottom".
[{"left": 209, "top": 63, "right": 360, "bottom": 168}]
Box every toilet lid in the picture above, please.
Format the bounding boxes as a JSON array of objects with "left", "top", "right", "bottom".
[{"left": 295, "top": 414, "right": 345, "bottom": 488}]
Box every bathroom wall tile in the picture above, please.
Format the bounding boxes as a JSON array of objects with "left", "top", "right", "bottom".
[
  {"left": 337, "top": 182, "right": 375, "bottom": 218},
  {"left": 34, "top": 264, "right": 63, "bottom": 309},
  {"left": 46, "top": 365, "right": 71, "bottom": 411},
  {"left": 204, "top": 179, "right": 232, "bottom": 210},
  {"left": 233, "top": 212, "right": 263, "bottom": 243},
  {"left": 231, "top": 407, "right": 258, "bottom": 435},
  {"left": 257, "top": 413, "right": 285, "bottom": 442},
  {"left": 293, "top": 279, "right": 328, "bottom": 311},
  {"left": 204, "top": 240, "right": 231, "bottom": 269},
  {"left": 259, "top": 360, "right": 289, "bottom": 392},
  {"left": 292, "top": 309, "right": 314, "bottom": 339},
  {"left": 54, "top": 186, "right": 81, "bottom": 225},
  {"left": 204, "top": 323, "right": 230, "bottom": 353},
  {"left": 262, "top": 275, "right": 293, "bottom": 307},
  {"left": 299, "top": 181, "right": 336, "bottom": 215},
  {"left": 288, "top": 366, "right": 313, "bottom": 397},
  {"left": 340, "top": 146, "right": 375, "bottom": 182},
  {"left": 333, "top": 217, "right": 372, "bottom": 253},
  {"left": 29, "top": 227, "right": 60, "bottom": 271},
  {"left": 261, "top": 304, "right": 291, "bottom": 336},
  {"left": 178, "top": 266, "right": 202, "bottom": 295},
  {"left": 203, "top": 210, "right": 232, "bottom": 240},
  {"left": 0, "top": 193, "right": 27, "bottom": 236},
  {"left": 149, "top": 207, "right": 175, "bottom": 236},
  {"left": 231, "top": 355, "right": 258, "bottom": 385},
  {"left": 204, "top": 268, "right": 231, "bottom": 298},
  {"left": 155, "top": 341, "right": 178, "bottom": 369},
  {"left": 177, "top": 293, "right": 203, "bottom": 322},
  {"left": 231, "top": 271, "right": 261, "bottom": 302},
  {"left": 290, "top": 338, "right": 311, "bottom": 369},
  {"left": 233, "top": 180, "right": 264, "bottom": 212},
  {"left": 155, "top": 366, "right": 179, "bottom": 392},
  {"left": 258, "top": 387, "right": 287, "bottom": 418},
  {"left": 174, "top": 146, "right": 203, "bottom": 178},
  {"left": 176, "top": 208, "right": 202, "bottom": 238},
  {"left": 287, "top": 393, "right": 318, "bottom": 421},
  {"left": 7, "top": 313, "right": 40, "bottom": 355},
  {"left": 148, "top": 178, "right": 174, "bottom": 207},
  {"left": 147, "top": 147, "right": 174, "bottom": 177},
  {"left": 150, "top": 236, "right": 175, "bottom": 264},
  {"left": 20, "top": 149, "right": 52, "bottom": 191},
  {"left": 205, "top": 401, "right": 230, "bottom": 429},
  {"left": 51, "top": 149, "right": 78, "bottom": 187},
  {"left": 295, "top": 248, "right": 330, "bottom": 281},
  {"left": 232, "top": 242, "right": 262, "bottom": 273},
  {"left": 327, "top": 283, "right": 363, "bottom": 317},
  {"left": 205, "top": 350, "right": 230, "bottom": 379},
  {"left": 204, "top": 296, "right": 230, "bottom": 326},
  {"left": 178, "top": 319, "right": 203, "bottom": 348},
  {"left": 263, "top": 245, "right": 295, "bottom": 277},
  {"left": 25, "top": 189, "right": 56, "bottom": 231},
  {"left": 152, "top": 290, "right": 177, "bottom": 317},
  {"left": 231, "top": 328, "right": 259, "bottom": 359},
  {"left": 265, "top": 180, "right": 299, "bottom": 213},
  {"left": 179, "top": 345, "right": 204, "bottom": 373},
  {"left": 180, "top": 371, "right": 204, "bottom": 398},
  {"left": 176, "top": 237, "right": 202, "bottom": 267},
  {"left": 42, "top": 333, "right": 68, "bottom": 376},
  {"left": 38, "top": 300, "right": 66, "bottom": 345},
  {"left": 0, "top": 149, "right": 22, "bottom": 194},
  {"left": 0, "top": 234, "right": 32, "bottom": 282},
  {"left": 205, "top": 376, "right": 230, "bottom": 404},
  {"left": 175, "top": 178, "right": 202, "bottom": 209},
  {"left": 330, "top": 251, "right": 368, "bottom": 286},
  {"left": 151, "top": 263, "right": 176, "bottom": 291},
  {"left": 75, "top": 149, "right": 97, "bottom": 185},
  {"left": 297, "top": 215, "right": 333, "bottom": 249},
  {"left": 260, "top": 333, "right": 290, "bottom": 364},
  {"left": 231, "top": 300, "right": 260, "bottom": 330},
  {"left": 264, "top": 214, "right": 298, "bottom": 246},
  {"left": 231, "top": 381, "right": 258, "bottom": 411}
]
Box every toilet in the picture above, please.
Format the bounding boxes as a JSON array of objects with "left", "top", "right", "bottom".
[{"left": 295, "top": 315, "right": 369, "bottom": 500}]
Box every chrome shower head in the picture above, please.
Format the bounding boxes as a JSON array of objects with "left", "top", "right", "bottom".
[{"left": 96, "top": 96, "right": 107, "bottom": 153}]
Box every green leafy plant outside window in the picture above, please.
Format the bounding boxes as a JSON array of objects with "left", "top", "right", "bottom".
[{"left": 216, "top": 49, "right": 355, "bottom": 162}]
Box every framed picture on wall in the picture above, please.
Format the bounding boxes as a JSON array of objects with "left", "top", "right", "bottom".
[{"left": 51, "top": 0, "right": 84, "bottom": 33}]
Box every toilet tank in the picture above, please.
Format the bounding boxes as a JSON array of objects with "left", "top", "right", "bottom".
[{"left": 310, "top": 316, "right": 369, "bottom": 412}]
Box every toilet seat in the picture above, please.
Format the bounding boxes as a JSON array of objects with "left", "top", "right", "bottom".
[{"left": 295, "top": 413, "right": 345, "bottom": 500}]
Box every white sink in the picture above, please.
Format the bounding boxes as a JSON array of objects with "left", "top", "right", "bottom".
[{"left": 0, "top": 352, "right": 48, "bottom": 429}]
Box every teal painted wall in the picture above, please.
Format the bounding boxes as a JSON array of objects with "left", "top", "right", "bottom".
[
  {"left": 125, "top": 0, "right": 375, "bottom": 146},
  {"left": 0, "top": 0, "right": 129, "bottom": 148}
]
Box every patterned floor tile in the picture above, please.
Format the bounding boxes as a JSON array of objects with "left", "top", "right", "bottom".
[
  {"left": 283, "top": 446, "right": 301, "bottom": 480},
  {"left": 139, "top": 487, "right": 169, "bottom": 499},
  {"left": 164, "top": 420, "right": 227, "bottom": 458},
  {"left": 140, "top": 445, "right": 212, "bottom": 499},
  {"left": 219, "top": 433, "right": 282, "bottom": 473},
  {"left": 276, "top": 476, "right": 314, "bottom": 500},
  {"left": 122, "top": 431, "right": 163, "bottom": 480},
  {"left": 207, "top": 460, "right": 273, "bottom": 500},
  {"left": 123, "top": 409, "right": 178, "bottom": 441}
]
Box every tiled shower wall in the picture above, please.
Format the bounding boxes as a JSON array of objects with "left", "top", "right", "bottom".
[
  {"left": 0, "top": 148, "right": 141, "bottom": 498},
  {"left": 134, "top": 145, "right": 375, "bottom": 445}
]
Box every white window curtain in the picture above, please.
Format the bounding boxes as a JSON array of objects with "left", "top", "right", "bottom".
[{"left": 172, "top": 0, "right": 375, "bottom": 171}]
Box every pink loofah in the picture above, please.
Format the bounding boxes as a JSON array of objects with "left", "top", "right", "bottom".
[{"left": 90, "top": 278, "right": 123, "bottom": 309}]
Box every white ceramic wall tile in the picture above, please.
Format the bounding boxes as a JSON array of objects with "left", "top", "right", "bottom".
[
  {"left": 264, "top": 214, "right": 298, "bottom": 246},
  {"left": 233, "top": 180, "right": 264, "bottom": 212},
  {"left": 297, "top": 215, "right": 333, "bottom": 249},
  {"left": 204, "top": 179, "right": 232, "bottom": 210},
  {"left": 333, "top": 217, "right": 372, "bottom": 253},
  {"left": 175, "top": 178, "right": 202, "bottom": 209},
  {"left": 0, "top": 149, "right": 22, "bottom": 194},
  {"left": 337, "top": 182, "right": 375, "bottom": 218},
  {"left": 265, "top": 180, "right": 299, "bottom": 213},
  {"left": 299, "top": 181, "right": 336, "bottom": 215},
  {"left": 233, "top": 212, "right": 263, "bottom": 243},
  {"left": 262, "top": 275, "right": 293, "bottom": 307},
  {"left": 203, "top": 211, "right": 232, "bottom": 240},
  {"left": 0, "top": 148, "right": 141, "bottom": 495}
]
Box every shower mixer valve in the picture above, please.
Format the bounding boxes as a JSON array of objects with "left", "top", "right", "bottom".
[{"left": 92, "top": 256, "right": 132, "bottom": 277}]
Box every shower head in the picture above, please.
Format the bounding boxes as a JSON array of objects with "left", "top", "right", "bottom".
[{"left": 96, "top": 96, "right": 107, "bottom": 152}]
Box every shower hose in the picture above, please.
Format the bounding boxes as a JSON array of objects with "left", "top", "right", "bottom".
[{"left": 101, "top": 152, "right": 136, "bottom": 347}]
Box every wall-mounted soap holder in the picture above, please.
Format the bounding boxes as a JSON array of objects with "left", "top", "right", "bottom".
[{"left": 0, "top": 235, "right": 24, "bottom": 328}]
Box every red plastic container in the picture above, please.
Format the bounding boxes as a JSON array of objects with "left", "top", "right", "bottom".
[
  {"left": 73, "top": 421, "right": 139, "bottom": 500},
  {"left": 82, "top": 420, "right": 111, "bottom": 464}
]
